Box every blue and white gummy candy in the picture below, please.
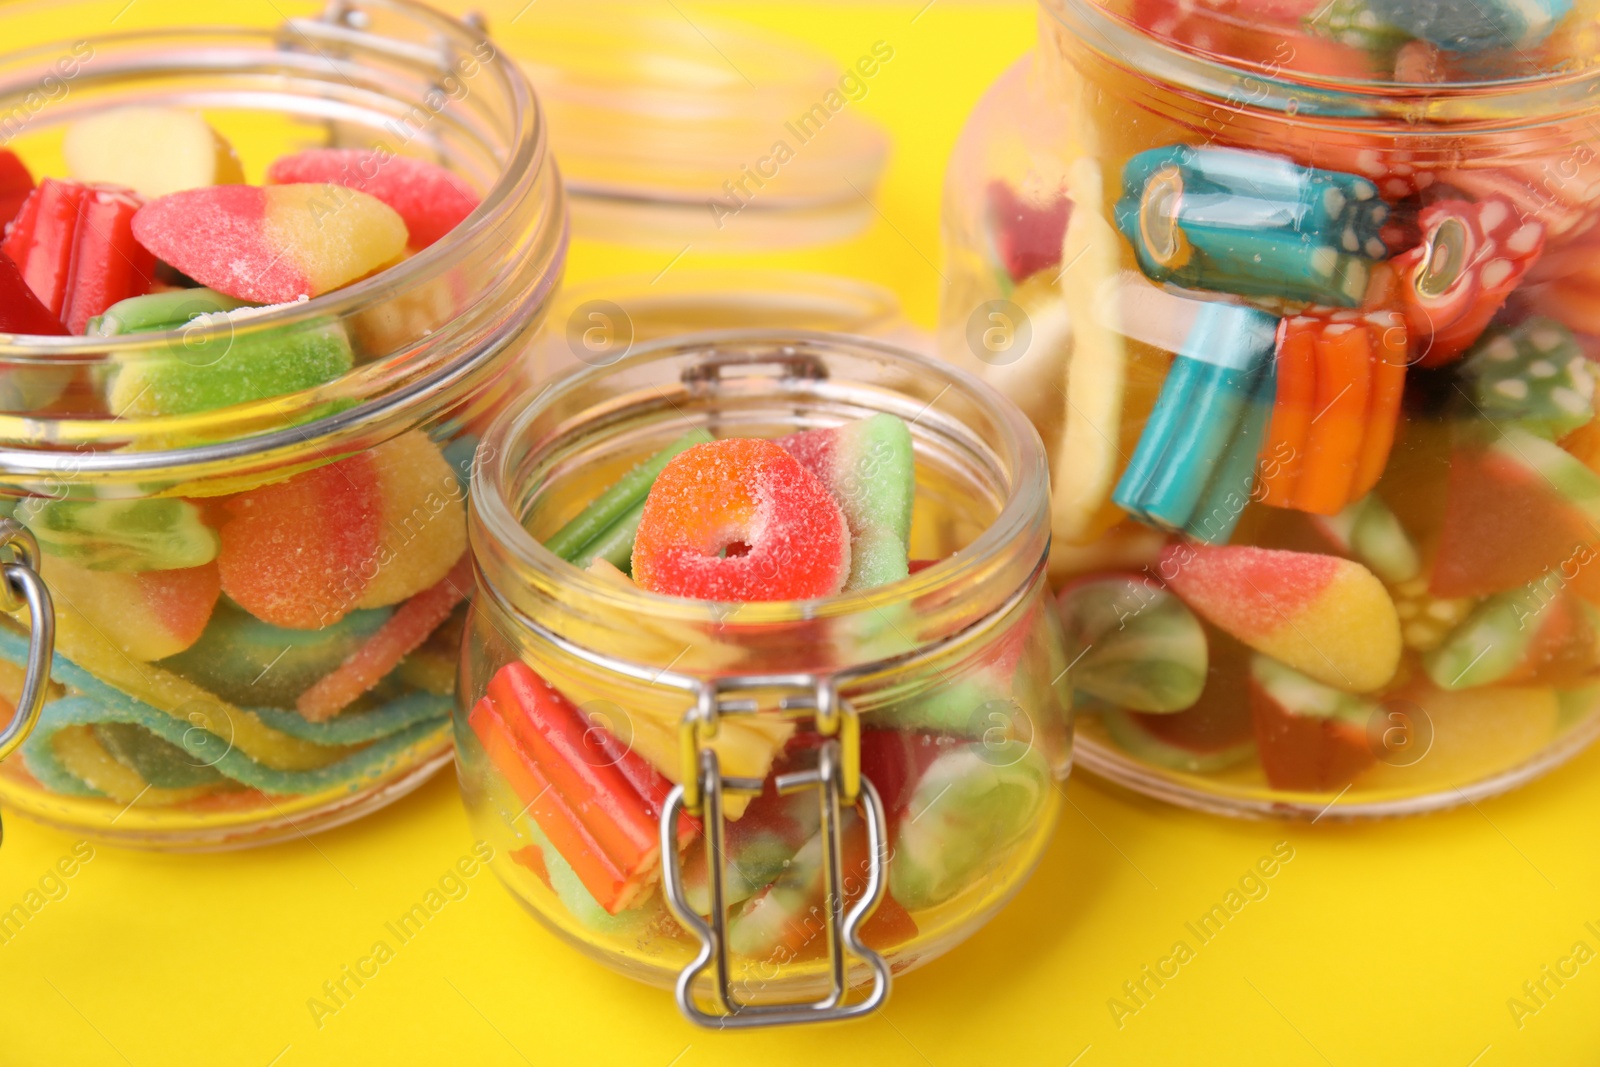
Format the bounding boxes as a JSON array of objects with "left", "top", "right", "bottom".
[
  {"left": 1113, "top": 301, "right": 1280, "bottom": 544},
  {"left": 1115, "top": 146, "right": 1389, "bottom": 308}
]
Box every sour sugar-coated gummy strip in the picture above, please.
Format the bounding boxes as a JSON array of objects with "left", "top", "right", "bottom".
[
  {"left": 49, "top": 724, "right": 218, "bottom": 804},
  {"left": 1350, "top": 311, "right": 1408, "bottom": 498},
  {"left": 467, "top": 688, "right": 647, "bottom": 915},
  {"left": 21, "top": 694, "right": 447, "bottom": 799},
  {"left": 487, "top": 662, "right": 665, "bottom": 890},
  {"left": 6, "top": 616, "right": 349, "bottom": 771},
  {"left": 296, "top": 554, "right": 472, "bottom": 721},
  {"left": 543, "top": 429, "right": 714, "bottom": 562},
  {"left": 252, "top": 692, "right": 451, "bottom": 745},
  {"left": 1292, "top": 319, "right": 1373, "bottom": 515},
  {"left": 1259, "top": 322, "right": 1316, "bottom": 508}
]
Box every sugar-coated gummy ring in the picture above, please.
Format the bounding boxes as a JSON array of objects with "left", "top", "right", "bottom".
[{"left": 632, "top": 438, "right": 851, "bottom": 602}]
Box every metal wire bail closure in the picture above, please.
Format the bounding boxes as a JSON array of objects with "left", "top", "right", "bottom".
[
  {"left": 0, "top": 519, "right": 56, "bottom": 846},
  {"left": 659, "top": 674, "right": 892, "bottom": 1028}
]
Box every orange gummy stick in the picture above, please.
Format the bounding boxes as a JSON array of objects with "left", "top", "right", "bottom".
[
  {"left": 1350, "top": 311, "right": 1408, "bottom": 498},
  {"left": 1293, "top": 319, "right": 1373, "bottom": 515},
  {"left": 1259, "top": 321, "right": 1317, "bottom": 508}
]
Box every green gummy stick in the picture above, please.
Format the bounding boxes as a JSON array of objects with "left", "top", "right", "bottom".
[
  {"left": 88, "top": 288, "right": 250, "bottom": 336},
  {"left": 545, "top": 428, "right": 713, "bottom": 563},
  {"left": 569, "top": 497, "right": 647, "bottom": 573}
]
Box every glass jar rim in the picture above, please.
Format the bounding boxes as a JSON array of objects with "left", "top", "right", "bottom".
[
  {"left": 1044, "top": 0, "right": 1600, "bottom": 124},
  {"left": 471, "top": 329, "right": 1052, "bottom": 629},
  {"left": 0, "top": 1, "right": 566, "bottom": 476}
]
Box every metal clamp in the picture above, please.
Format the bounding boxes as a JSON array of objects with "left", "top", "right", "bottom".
[
  {"left": 659, "top": 675, "right": 891, "bottom": 1028},
  {"left": 0, "top": 519, "right": 55, "bottom": 847}
]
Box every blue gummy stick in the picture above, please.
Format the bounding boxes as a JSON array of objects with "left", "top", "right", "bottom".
[{"left": 1187, "top": 361, "right": 1279, "bottom": 544}]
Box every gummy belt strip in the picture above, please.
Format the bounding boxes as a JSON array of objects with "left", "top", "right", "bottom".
[
  {"left": 0, "top": 629, "right": 451, "bottom": 796},
  {"left": 19, "top": 696, "right": 449, "bottom": 798}
]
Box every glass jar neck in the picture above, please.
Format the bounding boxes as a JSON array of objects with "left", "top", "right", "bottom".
[
  {"left": 469, "top": 331, "right": 1053, "bottom": 682},
  {"left": 1039, "top": 0, "right": 1600, "bottom": 127},
  {"left": 0, "top": 0, "right": 567, "bottom": 492}
]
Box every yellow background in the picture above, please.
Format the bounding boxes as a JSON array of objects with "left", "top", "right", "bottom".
[{"left": 4, "top": 2, "right": 1600, "bottom": 1064}]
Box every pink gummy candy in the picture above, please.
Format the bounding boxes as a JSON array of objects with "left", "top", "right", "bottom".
[
  {"left": 632, "top": 438, "right": 851, "bottom": 602},
  {"left": 1162, "top": 543, "right": 1400, "bottom": 693},
  {"left": 266, "top": 149, "right": 479, "bottom": 249},
  {"left": 131, "top": 183, "right": 407, "bottom": 303}
]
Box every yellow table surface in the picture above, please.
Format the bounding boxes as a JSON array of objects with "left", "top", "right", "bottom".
[{"left": 5, "top": 3, "right": 1600, "bottom": 1065}]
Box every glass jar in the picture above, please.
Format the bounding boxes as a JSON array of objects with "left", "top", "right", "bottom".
[
  {"left": 940, "top": 0, "right": 1600, "bottom": 817},
  {"left": 0, "top": 0, "right": 566, "bottom": 848},
  {"left": 458, "top": 332, "right": 1070, "bottom": 1025}
]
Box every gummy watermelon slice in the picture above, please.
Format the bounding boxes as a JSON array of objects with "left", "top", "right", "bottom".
[{"left": 1431, "top": 429, "right": 1600, "bottom": 601}]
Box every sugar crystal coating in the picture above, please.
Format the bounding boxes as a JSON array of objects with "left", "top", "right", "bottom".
[{"left": 632, "top": 438, "right": 851, "bottom": 602}]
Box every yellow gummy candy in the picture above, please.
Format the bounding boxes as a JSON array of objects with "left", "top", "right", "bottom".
[{"left": 264, "top": 184, "right": 408, "bottom": 297}]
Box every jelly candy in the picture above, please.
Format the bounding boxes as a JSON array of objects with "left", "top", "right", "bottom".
[
  {"left": 1461, "top": 318, "right": 1594, "bottom": 440},
  {"left": 1431, "top": 427, "right": 1600, "bottom": 599},
  {"left": 1114, "top": 301, "right": 1279, "bottom": 543},
  {"left": 130, "top": 184, "right": 408, "bottom": 304},
  {"left": 680, "top": 774, "right": 822, "bottom": 914},
  {"left": 1115, "top": 145, "right": 1388, "bottom": 307},
  {"left": 2, "top": 179, "right": 155, "bottom": 333},
  {"left": 779, "top": 413, "right": 914, "bottom": 590},
  {"left": 1056, "top": 573, "right": 1208, "bottom": 713},
  {"left": 0, "top": 250, "right": 67, "bottom": 335},
  {"left": 1425, "top": 589, "right": 1600, "bottom": 689},
  {"left": 296, "top": 554, "right": 470, "bottom": 721},
  {"left": 91, "top": 721, "right": 227, "bottom": 790},
  {"left": 15, "top": 496, "right": 218, "bottom": 571},
  {"left": 349, "top": 432, "right": 468, "bottom": 609},
  {"left": 217, "top": 431, "right": 466, "bottom": 629},
  {"left": 983, "top": 180, "right": 1069, "bottom": 286},
  {"left": 266, "top": 148, "right": 480, "bottom": 250},
  {"left": 1361, "top": 683, "right": 1559, "bottom": 791},
  {"left": 467, "top": 660, "right": 694, "bottom": 915},
  {"left": 1309, "top": 494, "right": 1421, "bottom": 585},
  {"left": 1249, "top": 654, "right": 1377, "bottom": 792},
  {"left": 543, "top": 430, "right": 713, "bottom": 570},
  {"left": 1364, "top": 0, "right": 1573, "bottom": 53},
  {"left": 1162, "top": 543, "right": 1401, "bottom": 692},
  {"left": 217, "top": 454, "right": 382, "bottom": 629},
  {"left": 1394, "top": 197, "right": 1544, "bottom": 367},
  {"left": 0, "top": 148, "right": 32, "bottom": 226},
  {"left": 94, "top": 289, "right": 355, "bottom": 418},
  {"left": 729, "top": 808, "right": 918, "bottom": 960},
  {"left": 63, "top": 106, "right": 244, "bottom": 200},
  {"left": 887, "top": 740, "right": 1047, "bottom": 910},
  {"left": 43, "top": 557, "right": 220, "bottom": 662},
  {"left": 161, "top": 599, "right": 392, "bottom": 708},
  {"left": 1258, "top": 310, "right": 1408, "bottom": 514},
  {"left": 632, "top": 438, "right": 852, "bottom": 602}
]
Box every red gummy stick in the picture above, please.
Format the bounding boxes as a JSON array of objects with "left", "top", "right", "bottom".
[
  {"left": 296, "top": 553, "right": 473, "bottom": 722},
  {"left": 0, "top": 148, "right": 34, "bottom": 228},
  {"left": 1, "top": 179, "right": 153, "bottom": 333},
  {"left": 470, "top": 660, "right": 693, "bottom": 914},
  {"left": 0, "top": 251, "right": 68, "bottom": 335}
]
